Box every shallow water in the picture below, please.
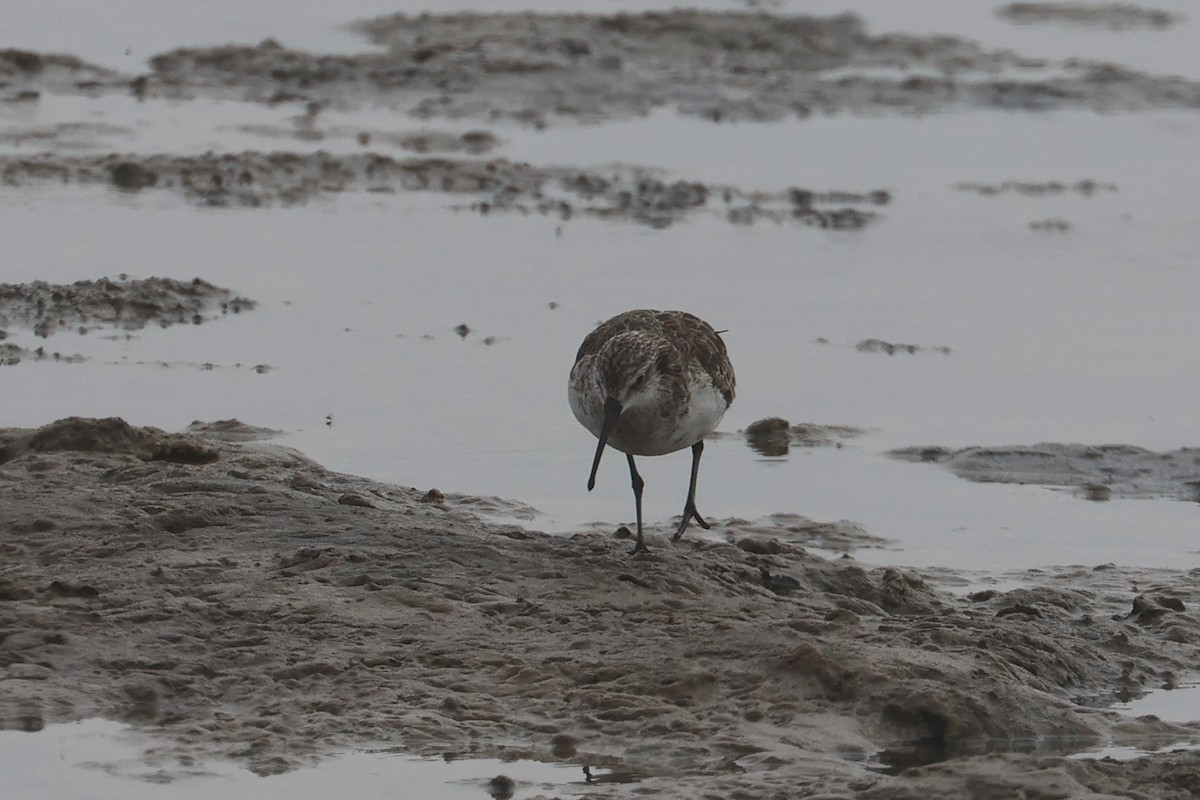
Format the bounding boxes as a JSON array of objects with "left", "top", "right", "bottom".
[
  {"left": 6, "top": 3, "right": 1200, "bottom": 797},
  {"left": 1115, "top": 680, "right": 1200, "bottom": 724},
  {"left": 1066, "top": 680, "right": 1200, "bottom": 762},
  {"left": 0, "top": 719, "right": 611, "bottom": 799},
  {"left": 4, "top": 105, "right": 1200, "bottom": 571}
]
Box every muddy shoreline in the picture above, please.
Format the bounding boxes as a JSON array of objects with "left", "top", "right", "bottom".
[
  {"left": 2, "top": 418, "right": 1199, "bottom": 797},
  {"left": 5, "top": 6, "right": 1200, "bottom": 797},
  {"left": 5, "top": 9, "right": 1199, "bottom": 225}
]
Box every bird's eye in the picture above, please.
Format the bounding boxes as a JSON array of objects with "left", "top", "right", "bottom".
[{"left": 632, "top": 374, "right": 647, "bottom": 389}]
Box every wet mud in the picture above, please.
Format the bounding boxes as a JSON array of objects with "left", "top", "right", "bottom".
[
  {"left": 742, "top": 417, "right": 865, "bottom": 456},
  {"left": 855, "top": 338, "right": 954, "bottom": 356},
  {"left": 128, "top": 12, "right": 1200, "bottom": 123},
  {"left": 955, "top": 179, "right": 1120, "bottom": 197},
  {"left": 0, "top": 151, "right": 884, "bottom": 228},
  {"left": 0, "top": 276, "right": 255, "bottom": 338},
  {"left": 890, "top": 442, "right": 1200, "bottom": 502},
  {"left": 0, "top": 340, "right": 86, "bottom": 367},
  {"left": 3, "top": 418, "right": 1200, "bottom": 797},
  {"left": 5, "top": 9, "right": 1198, "bottom": 226},
  {"left": 996, "top": 3, "right": 1182, "bottom": 31},
  {"left": 0, "top": 277, "right": 255, "bottom": 366},
  {"left": 0, "top": 49, "right": 123, "bottom": 103},
  {"left": 11, "top": 11, "right": 1200, "bottom": 121},
  {"left": 5, "top": 7, "right": 1200, "bottom": 797}
]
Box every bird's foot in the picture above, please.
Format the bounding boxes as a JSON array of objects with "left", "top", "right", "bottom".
[
  {"left": 629, "top": 538, "right": 649, "bottom": 556},
  {"left": 672, "top": 503, "right": 709, "bottom": 541}
]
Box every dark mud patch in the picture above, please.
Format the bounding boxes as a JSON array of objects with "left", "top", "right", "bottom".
[
  {"left": 955, "top": 180, "right": 1118, "bottom": 233},
  {"left": 0, "top": 121, "right": 134, "bottom": 149},
  {"left": 234, "top": 116, "right": 501, "bottom": 155},
  {"left": 104, "top": 359, "right": 272, "bottom": 374},
  {"left": 726, "top": 511, "right": 888, "bottom": 552},
  {"left": 1029, "top": 217, "right": 1072, "bottom": 232},
  {"left": 363, "top": 128, "right": 500, "bottom": 156},
  {"left": 0, "top": 151, "right": 884, "bottom": 228},
  {"left": 0, "top": 416, "right": 218, "bottom": 466},
  {"left": 0, "top": 49, "right": 125, "bottom": 103},
  {"left": 856, "top": 338, "right": 953, "bottom": 356},
  {"left": 185, "top": 419, "right": 283, "bottom": 443},
  {"left": 889, "top": 442, "right": 1200, "bottom": 502},
  {"left": 119, "top": 11, "right": 1200, "bottom": 125},
  {"left": 3, "top": 416, "right": 1200, "bottom": 797},
  {"left": 956, "top": 179, "right": 1119, "bottom": 197},
  {"left": 742, "top": 417, "right": 866, "bottom": 456},
  {"left": 0, "top": 276, "right": 256, "bottom": 338},
  {"left": 0, "top": 341, "right": 86, "bottom": 367},
  {"left": 996, "top": 3, "right": 1182, "bottom": 31}
]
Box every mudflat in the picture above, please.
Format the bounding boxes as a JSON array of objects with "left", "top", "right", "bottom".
[{"left": 3, "top": 417, "right": 1199, "bottom": 797}]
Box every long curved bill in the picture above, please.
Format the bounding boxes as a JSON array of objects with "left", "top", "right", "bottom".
[{"left": 587, "top": 397, "right": 623, "bottom": 491}]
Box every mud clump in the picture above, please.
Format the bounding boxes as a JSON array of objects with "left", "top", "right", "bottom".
[
  {"left": 857, "top": 338, "right": 953, "bottom": 356},
  {"left": 1029, "top": 217, "right": 1071, "bottom": 232},
  {"left": 109, "top": 161, "right": 158, "bottom": 190},
  {"left": 185, "top": 419, "right": 282, "bottom": 443},
  {"left": 0, "top": 49, "right": 123, "bottom": 102},
  {"left": 0, "top": 49, "right": 47, "bottom": 75},
  {"left": 394, "top": 129, "right": 499, "bottom": 155},
  {"left": 0, "top": 417, "right": 218, "bottom": 465},
  {"left": 743, "top": 417, "right": 865, "bottom": 456},
  {"left": 0, "top": 276, "right": 255, "bottom": 338},
  {"left": 0, "top": 342, "right": 86, "bottom": 366},
  {"left": 743, "top": 417, "right": 791, "bottom": 456}
]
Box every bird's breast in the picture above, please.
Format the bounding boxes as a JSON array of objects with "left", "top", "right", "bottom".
[{"left": 607, "top": 382, "right": 728, "bottom": 456}]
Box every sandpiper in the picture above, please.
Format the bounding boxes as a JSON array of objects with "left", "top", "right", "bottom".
[{"left": 569, "top": 309, "right": 735, "bottom": 554}]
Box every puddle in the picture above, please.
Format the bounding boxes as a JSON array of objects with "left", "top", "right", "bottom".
[
  {"left": 0, "top": 719, "right": 621, "bottom": 799},
  {"left": 1066, "top": 682, "right": 1200, "bottom": 762},
  {"left": 860, "top": 681, "right": 1200, "bottom": 772},
  {"left": 1070, "top": 741, "right": 1200, "bottom": 762},
  {"left": 871, "top": 734, "right": 1113, "bottom": 774},
  {"left": 1114, "top": 680, "right": 1200, "bottom": 724},
  {"left": 875, "top": 728, "right": 1200, "bottom": 773}
]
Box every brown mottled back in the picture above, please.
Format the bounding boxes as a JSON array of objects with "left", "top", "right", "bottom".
[{"left": 575, "top": 309, "right": 735, "bottom": 406}]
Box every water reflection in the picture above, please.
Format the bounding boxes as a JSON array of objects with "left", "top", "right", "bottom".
[{"left": 0, "top": 719, "right": 633, "bottom": 799}]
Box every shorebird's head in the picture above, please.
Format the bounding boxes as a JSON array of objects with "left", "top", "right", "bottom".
[{"left": 586, "top": 333, "right": 675, "bottom": 490}]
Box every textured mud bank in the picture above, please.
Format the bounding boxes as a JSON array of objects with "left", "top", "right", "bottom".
[
  {"left": 11, "top": 11, "right": 1200, "bottom": 121},
  {"left": 3, "top": 418, "right": 1199, "bottom": 797},
  {"left": 0, "top": 277, "right": 254, "bottom": 366},
  {"left": 0, "top": 151, "right": 886, "bottom": 227},
  {"left": 141, "top": 11, "right": 1200, "bottom": 122},
  {"left": 891, "top": 442, "right": 1200, "bottom": 502},
  {"left": 996, "top": 3, "right": 1182, "bottom": 31}
]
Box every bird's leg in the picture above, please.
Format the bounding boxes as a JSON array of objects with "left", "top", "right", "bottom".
[
  {"left": 627, "top": 453, "right": 648, "bottom": 555},
  {"left": 674, "top": 440, "right": 711, "bottom": 541}
]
